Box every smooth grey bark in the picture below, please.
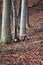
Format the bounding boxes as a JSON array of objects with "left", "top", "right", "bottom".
[
  {"left": 12, "top": 1, "right": 17, "bottom": 40},
  {"left": 1, "top": 0, "right": 12, "bottom": 44},
  {"left": 20, "top": 0, "right": 28, "bottom": 37}
]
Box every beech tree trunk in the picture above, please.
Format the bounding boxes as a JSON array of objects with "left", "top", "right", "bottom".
[
  {"left": 20, "top": 0, "right": 27, "bottom": 38},
  {"left": 12, "top": 1, "right": 17, "bottom": 40},
  {"left": 1, "top": 0, "right": 12, "bottom": 44}
]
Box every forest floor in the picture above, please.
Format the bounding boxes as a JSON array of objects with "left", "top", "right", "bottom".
[{"left": 0, "top": 3, "right": 43, "bottom": 65}]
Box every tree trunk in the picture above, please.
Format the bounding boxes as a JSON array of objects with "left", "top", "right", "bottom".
[
  {"left": 1, "top": 0, "right": 12, "bottom": 44},
  {"left": 12, "top": 1, "right": 17, "bottom": 41},
  {"left": 20, "top": 0, "right": 28, "bottom": 38}
]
